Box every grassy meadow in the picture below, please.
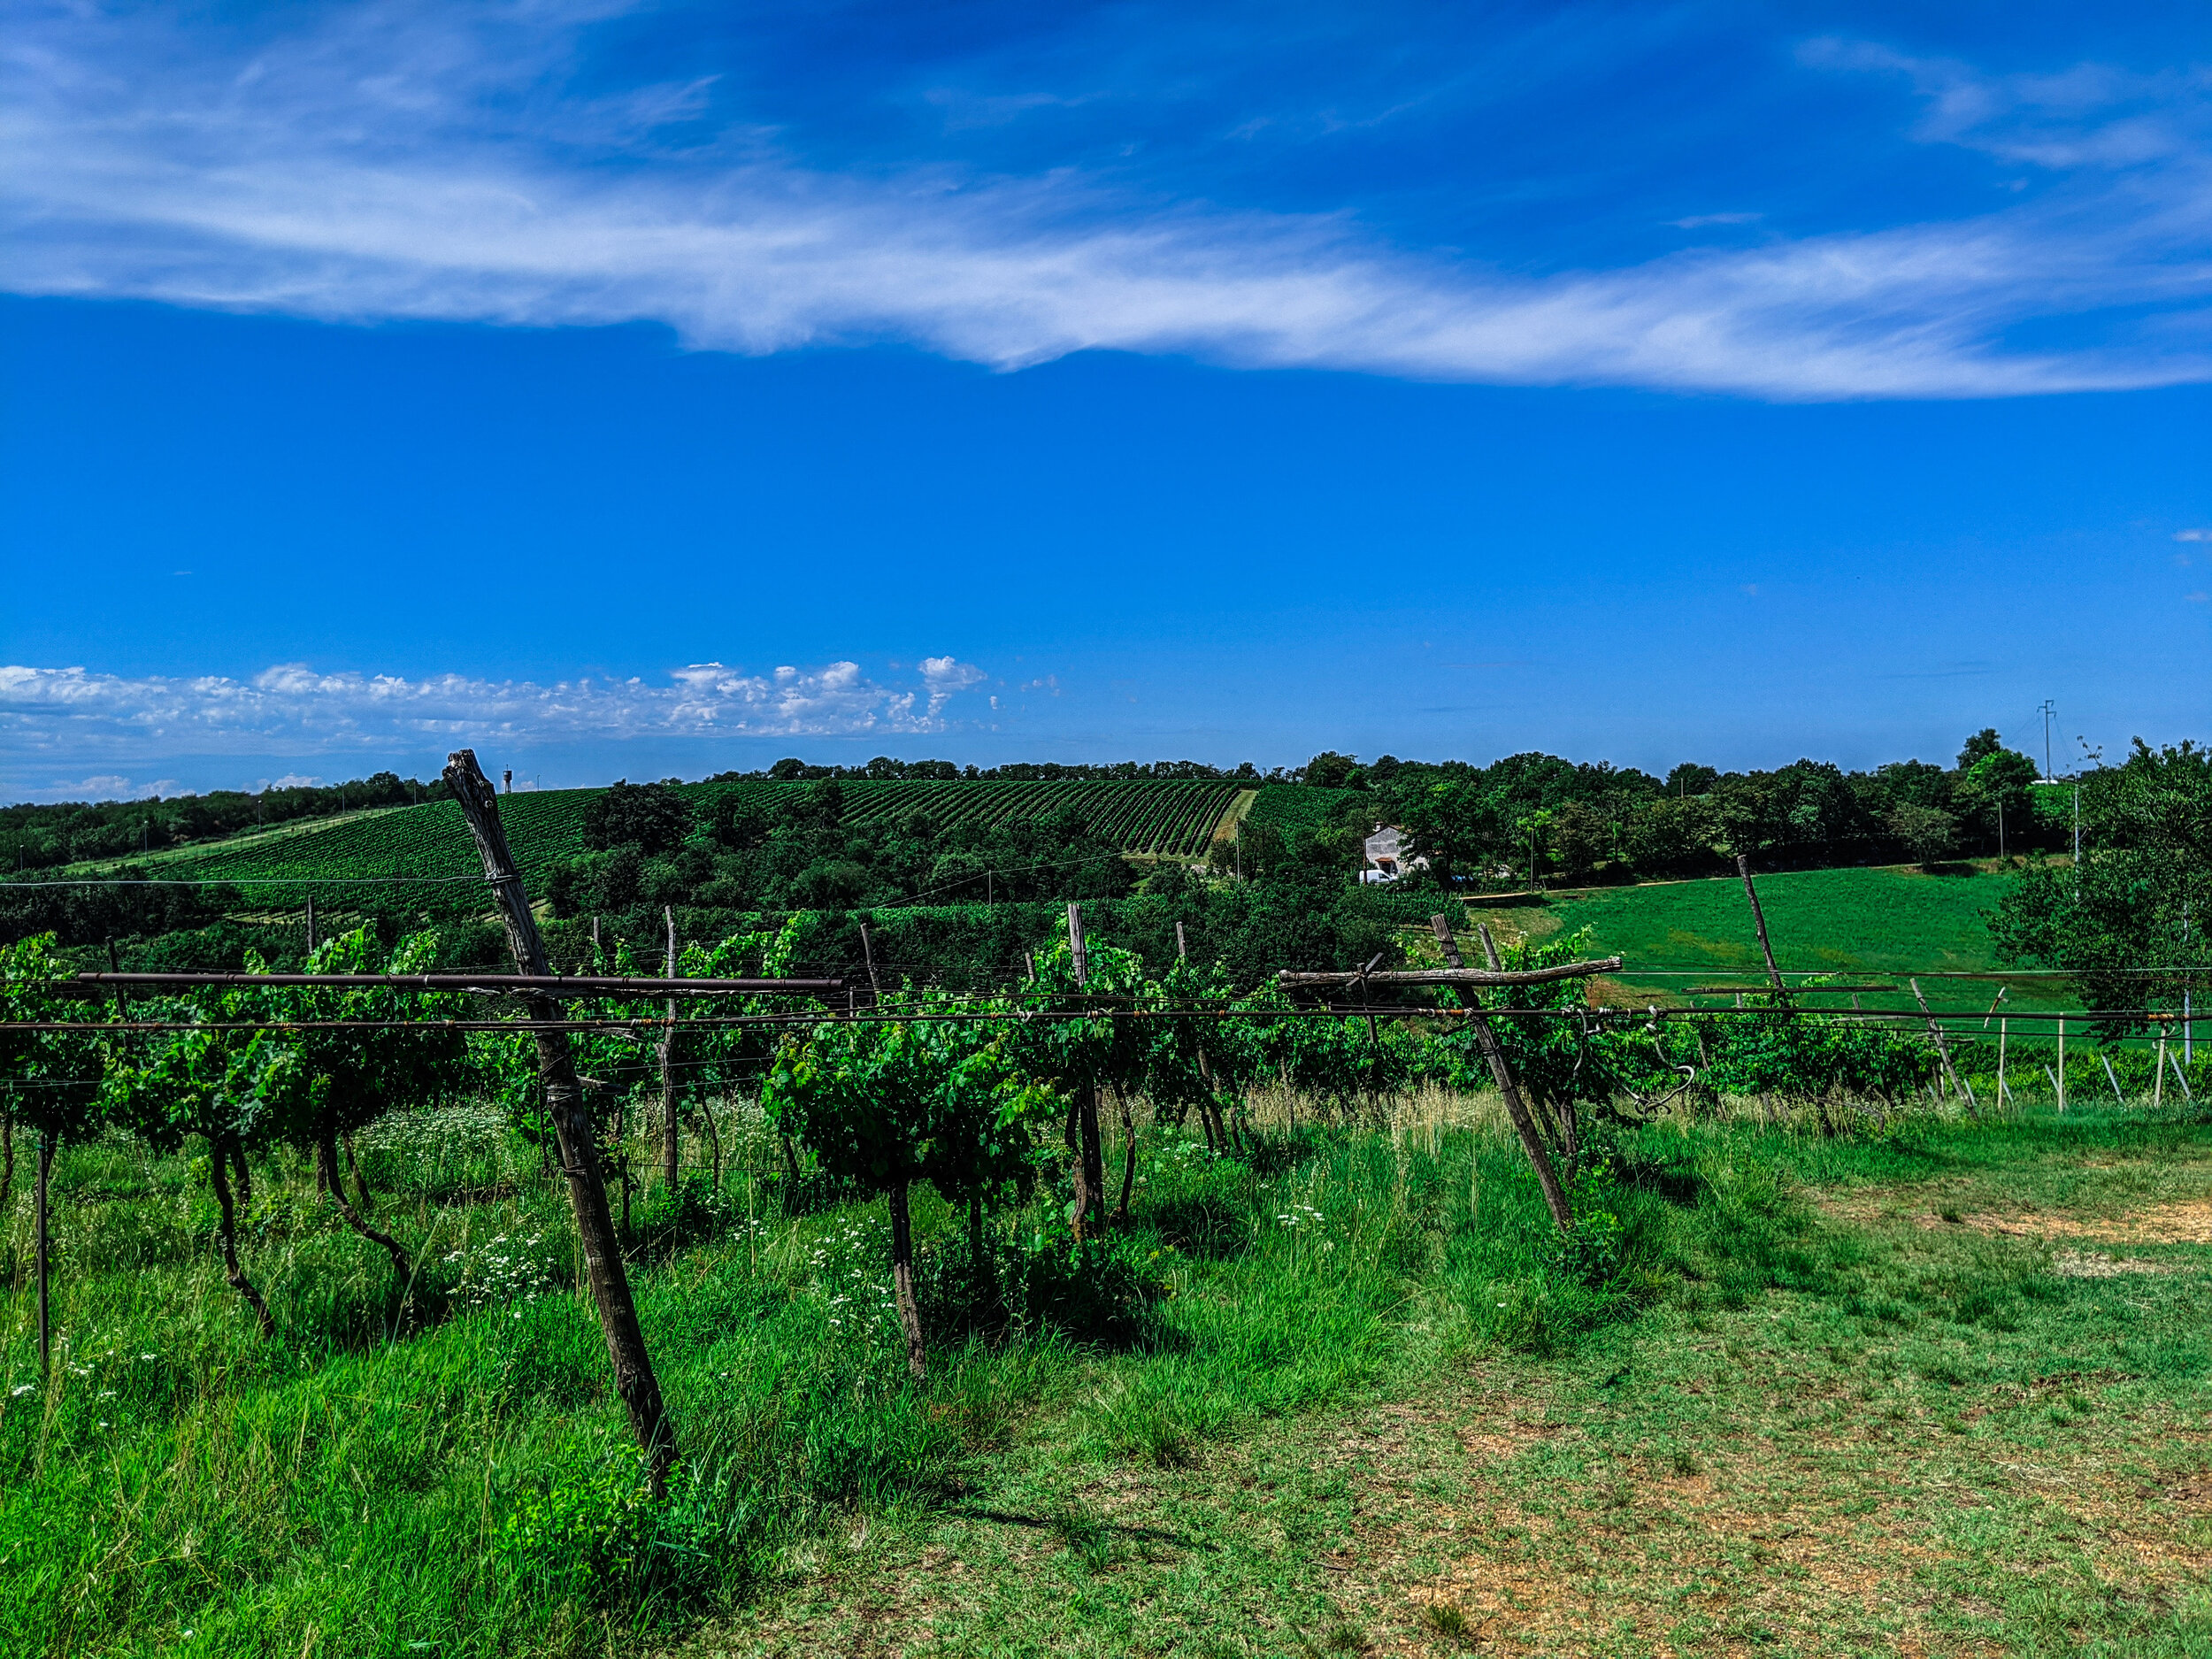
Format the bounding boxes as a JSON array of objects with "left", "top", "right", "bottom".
[
  {"left": 4, "top": 1076, "right": 2210, "bottom": 1658},
  {"left": 1479, "top": 861, "right": 2072, "bottom": 1015}
]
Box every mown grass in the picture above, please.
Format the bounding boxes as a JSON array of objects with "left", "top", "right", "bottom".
[
  {"left": 1489, "top": 861, "right": 2048, "bottom": 1005},
  {"left": 4, "top": 1094, "right": 2209, "bottom": 1657}
]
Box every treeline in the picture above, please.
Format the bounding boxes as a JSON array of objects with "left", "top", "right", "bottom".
[
  {"left": 539, "top": 778, "right": 1419, "bottom": 988},
  {"left": 1315, "top": 729, "right": 2049, "bottom": 886},
  {"left": 718, "top": 757, "right": 1268, "bottom": 782},
  {"left": 2, "top": 772, "right": 448, "bottom": 873}
]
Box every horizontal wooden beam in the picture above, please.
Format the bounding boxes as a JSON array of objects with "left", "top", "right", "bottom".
[
  {"left": 72, "top": 972, "right": 846, "bottom": 998},
  {"left": 1275, "top": 956, "right": 1623, "bottom": 989}
]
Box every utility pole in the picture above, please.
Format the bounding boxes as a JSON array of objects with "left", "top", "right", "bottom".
[{"left": 2038, "top": 699, "right": 2056, "bottom": 780}]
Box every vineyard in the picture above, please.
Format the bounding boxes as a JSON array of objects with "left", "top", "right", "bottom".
[
  {"left": 4, "top": 745, "right": 2208, "bottom": 1658},
  {"left": 81, "top": 779, "right": 1249, "bottom": 895},
  {"left": 832, "top": 777, "right": 1244, "bottom": 856},
  {"left": 4, "top": 887, "right": 2210, "bottom": 1656}
]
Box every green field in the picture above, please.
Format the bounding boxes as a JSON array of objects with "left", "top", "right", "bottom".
[{"left": 1477, "top": 862, "right": 2060, "bottom": 1015}]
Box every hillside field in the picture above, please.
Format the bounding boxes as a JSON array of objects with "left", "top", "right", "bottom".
[
  {"left": 58, "top": 778, "right": 1256, "bottom": 895},
  {"left": 1474, "top": 861, "right": 2066, "bottom": 1016}
]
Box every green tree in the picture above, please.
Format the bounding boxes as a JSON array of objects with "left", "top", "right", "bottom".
[
  {"left": 1957, "top": 728, "right": 2005, "bottom": 768},
  {"left": 1302, "top": 751, "right": 1362, "bottom": 789},
  {"left": 1993, "top": 740, "right": 2211, "bottom": 1040},
  {"left": 1887, "top": 803, "right": 1958, "bottom": 868},
  {"left": 1958, "top": 748, "right": 2039, "bottom": 852}
]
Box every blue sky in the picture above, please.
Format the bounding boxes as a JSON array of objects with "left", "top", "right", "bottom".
[{"left": 2, "top": 1, "right": 2207, "bottom": 799}]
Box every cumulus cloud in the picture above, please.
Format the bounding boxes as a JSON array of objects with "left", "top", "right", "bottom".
[
  {"left": 1, "top": 5, "right": 2207, "bottom": 399},
  {"left": 0, "top": 657, "right": 990, "bottom": 763}
]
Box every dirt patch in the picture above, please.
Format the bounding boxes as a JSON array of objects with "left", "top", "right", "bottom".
[
  {"left": 1819, "top": 1190, "right": 2212, "bottom": 1247},
  {"left": 1948, "top": 1201, "right": 2212, "bottom": 1245},
  {"left": 2053, "top": 1251, "right": 2174, "bottom": 1278}
]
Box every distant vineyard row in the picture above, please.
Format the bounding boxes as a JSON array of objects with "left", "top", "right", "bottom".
[{"left": 135, "top": 779, "right": 1256, "bottom": 898}]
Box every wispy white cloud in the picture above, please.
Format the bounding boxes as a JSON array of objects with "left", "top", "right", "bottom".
[
  {"left": 0, "top": 657, "right": 991, "bottom": 763},
  {"left": 12, "top": 772, "right": 180, "bottom": 804},
  {"left": 2, "top": 6, "right": 2207, "bottom": 399},
  {"left": 2177, "top": 528, "right": 2212, "bottom": 541},
  {"left": 1803, "top": 39, "right": 2212, "bottom": 171}
]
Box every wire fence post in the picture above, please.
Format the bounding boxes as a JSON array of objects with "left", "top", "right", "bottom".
[{"left": 442, "top": 747, "right": 673, "bottom": 1495}]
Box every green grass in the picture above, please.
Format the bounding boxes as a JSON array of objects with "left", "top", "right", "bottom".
[
  {"left": 1482, "top": 861, "right": 2065, "bottom": 1014},
  {"left": 6, "top": 1092, "right": 2211, "bottom": 1655}
]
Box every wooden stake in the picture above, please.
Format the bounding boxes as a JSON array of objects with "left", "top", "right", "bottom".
[
  {"left": 443, "top": 748, "right": 672, "bottom": 1492},
  {"left": 1065, "top": 902, "right": 1102, "bottom": 1238},
  {"left": 2155, "top": 1028, "right": 2166, "bottom": 1109},
  {"left": 1476, "top": 923, "right": 1503, "bottom": 972},
  {"left": 1910, "top": 977, "right": 1968, "bottom": 1106},
  {"left": 1734, "top": 854, "right": 1784, "bottom": 993},
  {"left": 1430, "top": 916, "right": 1573, "bottom": 1234},
  {"left": 888, "top": 1180, "right": 926, "bottom": 1379},
  {"left": 859, "top": 922, "right": 882, "bottom": 1002},
  {"left": 35, "top": 1133, "right": 51, "bottom": 1378},
  {"left": 660, "top": 904, "right": 679, "bottom": 1191}
]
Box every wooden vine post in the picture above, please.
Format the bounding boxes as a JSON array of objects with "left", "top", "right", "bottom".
[
  {"left": 35, "top": 1131, "right": 51, "bottom": 1377},
  {"left": 1427, "top": 916, "right": 1577, "bottom": 1234},
  {"left": 1065, "top": 902, "right": 1104, "bottom": 1239},
  {"left": 443, "top": 749, "right": 673, "bottom": 1492},
  {"left": 1910, "top": 977, "right": 1969, "bottom": 1106},
  {"left": 1734, "top": 854, "right": 1785, "bottom": 994},
  {"left": 660, "top": 904, "right": 680, "bottom": 1190}
]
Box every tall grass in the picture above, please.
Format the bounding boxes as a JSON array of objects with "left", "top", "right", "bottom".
[{"left": 2, "top": 1084, "right": 2194, "bottom": 1656}]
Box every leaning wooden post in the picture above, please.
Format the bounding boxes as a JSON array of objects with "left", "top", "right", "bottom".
[
  {"left": 443, "top": 749, "right": 673, "bottom": 1491},
  {"left": 660, "top": 904, "right": 680, "bottom": 1191},
  {"left": 1429, "top": 916, "right": 1574, "bottom": 1233},
  {"left": 1910, "top": 977, "right": 1968, "bottom": 1106},
  {"left": 1734, "top": 854, "right": 1785, "bottom": 994},
  {"left": 858, "top": 922, "right": 882, "bottom": 1002}
]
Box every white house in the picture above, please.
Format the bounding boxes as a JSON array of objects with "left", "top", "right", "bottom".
[{"left": 1361, "top": 824, "right": 1426, "bottom": 884}]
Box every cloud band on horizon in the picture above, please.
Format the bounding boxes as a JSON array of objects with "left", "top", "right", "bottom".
[{"left": 0, "top": 657, "right": 990, "bottom": 772}]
